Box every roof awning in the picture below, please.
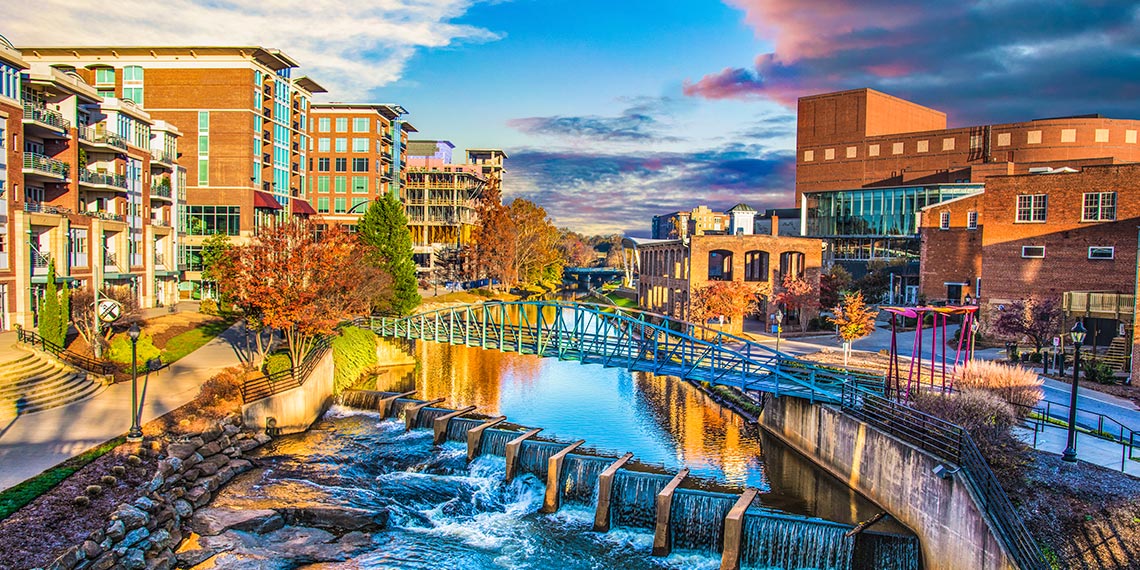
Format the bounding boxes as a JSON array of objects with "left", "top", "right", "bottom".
[
  {"left": 253, "top": 191, "right": 283, "bottom": 210},
  {"left": 291, "top": 198, "right": 317, "bottom": 215}
]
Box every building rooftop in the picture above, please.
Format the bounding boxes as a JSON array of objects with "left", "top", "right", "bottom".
[
  {"left": 19, "top": 46, "right": 302, "bottom": 70},
  {"left": 726, "top": 203, "right": 756, "bottom": 213},
  {"left": 312, "top": 103, "right": 408, "bottom": 118}
]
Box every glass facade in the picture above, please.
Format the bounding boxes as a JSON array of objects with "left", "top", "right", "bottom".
[
  {"left": 184, "top": 205, "right": 241, "bottom": 235},
  {"left": 806, "top": 184, "right": 982, "bottom": 237}
]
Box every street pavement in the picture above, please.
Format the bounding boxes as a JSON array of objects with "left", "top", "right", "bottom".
[{"left": 0, "top": 323, "right": 246, "bottom": 491}]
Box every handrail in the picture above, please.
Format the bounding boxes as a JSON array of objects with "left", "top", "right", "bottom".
[
  {"left": 240, "top": 335, "right": 333, "bottom": 403},
  {"left": 840, "top": 383, "right": 1047, "bottom": 570},
  {"left": 1018, "top": 399, "right": 1139, "bottom": 471},
  {"left": 15, "top": 328, "right": 116, "bottom": 376}
]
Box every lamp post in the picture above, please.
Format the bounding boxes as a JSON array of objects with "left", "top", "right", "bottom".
[
  {"left": 969, "top": 318, "right": 980, "bottom": 361},
  {"left": 773, "top": 309, "right": 784, "bottom": 354},
  {"left": 127, "top": 322, "right": 143, "bottom": 442},
  {"left": 1062, "top": 319, "right": 1086, "bottom": 462}
]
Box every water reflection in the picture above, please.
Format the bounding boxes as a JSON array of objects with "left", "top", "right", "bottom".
[{"left": 363, "top": 341, "right": 904, "bottom": 531}]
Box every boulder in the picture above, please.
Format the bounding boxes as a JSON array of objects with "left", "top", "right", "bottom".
[
  {"left": 119, "top": 527, "right": 150, "bottom": 549},
  {"left": 190, "top": 508, "right": 284, "bottom": 536},
  {"left": 166, "top": 443, "right": 197, "bottom": 461},
  {"left": 171, "top": 499, "right": 193, "bottom": 519},
  {"left": 105, "top": 520, "right": 126, "bottom": 542},
  {"left": 120, "top": 548, "right": 146, "bottom": 570},
  {"left": 281, "top": 506, "right": 389, "bottom": 533},
  {"left": 112, "top": 504, "right": 149, "bottom": 530}
]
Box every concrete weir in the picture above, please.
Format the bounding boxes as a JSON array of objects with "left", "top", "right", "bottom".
[
  {"left": 467, "top": 416, "right": 507, "bottom": 461},
  {"left": 593, "top": 452, "right": 634, "bottom": 533},
  {"left": 378, "top": 390, "right": 416, "bottom": 418},
  {"left": 720, "top": 488, "right": 759, "bottom": 570},
  {"left": 504, "top": 428, "right": 543, "bottom": 482},
  {"left": 433, "top": 406, "right": 477, "bottom": 444},
  {"left": 541, "top": 440, "right": 586, "bottom": 513},
  {"left": 405, "top": 398, "right": 446, "bottom": 430},
  {"left": 651, "top": 468, "right": 689, "bottom": 557}
]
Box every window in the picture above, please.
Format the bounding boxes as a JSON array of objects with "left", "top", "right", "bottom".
[
  {"left": 318, "top": 138, "right": 330, "bottom": 152},
  {"left": 967, "top": 211, "right": 978, "bottom": 230},
  {"left": 1016, "top": 194, "right": 1047, "bottom": 222},
  {"left": 1082, "top": 192, "right": 1116, "bottom": 222},
  {"left": 708, "top": 250, "right": 733, "bottom": 281},
  {"left": 317, "top": 158, "right": 330, "bottom": 172},
  {"left": 1089, "top": 246, "right": 1115, "bottom": 260},
  {"left": 334, "top": 197, "right": 346, "bottom": 213},
  {"left": 353, "top": 118, "right": 370, "bottom": 132},
  {"left": 317, "top": 176, "right": 329, "bottom": 193},
  {"left": 197, "top": 160, "right": 209, "bottom": 186},
  {"left": 352, "top": 176, "right": 368, "bottom": 193},
  {"left": 184, "top": 205, "right": 240, "bottom": 235},
  {"left": 334, "top": 176, "right": 346, "bottom": 193},
  {"left": 352, "top": 197, "right": 369, "bottom": 211},
  {"left": 198, "top": 135, "right": 208, "bottom": 153},
  {"left": 335, "top": 138, "right": 347, "bottom": 152},
  {"left": 744, "top": 251, "right": 769, "bottom": 282},
  {"left": 939, "top": 212, "right": 950, "bottom": 230},
  {"left": 317, "top": 197, "right": 330, "bottom": 213},
  {"left": 94, "top": 67, "right": 116, "bottom": 85},
  {"left": 122, "top": 66, "right": 142, "bottom": 81},
  {"left": 335, "top": 157, "right": 347, "bottom": 172},
  {"left": 122, "top": 87, "right": 143, "bottom": 105},
  {"left": 352, "top": 158, "right": 369, "bottom": 172},
  {"left": 803, "top": 150, "right": 814, "bottom": 162},
  {"left": 318, "top": 118, "right": 330, "bottom": 132},
  {"left": 352, "top": 138, "right": 369, "bottom": 153},
  {"left": 335, "top": 118, "right": 348, "bottom": 132},
  {"left": 198, "top": 111, "right": 210, "bottom": 131},
  {"left": 1021, "top": 246, "right": 1045, "bottom": 259}
]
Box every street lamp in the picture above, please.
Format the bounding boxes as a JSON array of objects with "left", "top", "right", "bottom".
[
  {"left": 127, "top": 322, "right": 143, "bottom": 442},
  {"left": 969, "top": 317, "right": 980, "bottom": 361},
  {"left": 1061, "top": 319, "right": 1086, "bottom": 463},
  {"left": 773, "top": 309, "right": 784, "bottom": 354}
]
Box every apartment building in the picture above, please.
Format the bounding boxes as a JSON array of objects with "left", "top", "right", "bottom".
[
  {"left": 20, "top": 46, "right": 324, "bottom": 298},
  {"left": 0, "top": 38, "right": 184, "bottom": 330},
  {"left": 403, "top": 141, "right": 488, "bottom": 278},
  {"left": 306, "top": 103, "right": 414, "bottom": 228},
  {"left": 651, "top": 205, "right": 730, "bottom": 240}
]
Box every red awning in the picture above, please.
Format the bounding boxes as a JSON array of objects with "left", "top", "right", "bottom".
[
  {"left": 291, "top": 198, "right": 317, "bottom": 216},
  {"left": 253, "top": 191, "right": 283, "bottom": 210}
]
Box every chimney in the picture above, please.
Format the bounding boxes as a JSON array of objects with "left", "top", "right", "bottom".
[{"left": 771, "top": 215, "right": 779, "bottom": 237}]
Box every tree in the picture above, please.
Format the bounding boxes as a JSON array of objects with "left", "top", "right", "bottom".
[
  {"left": 819, "top": 265, "right": 852, "bottom": 310},
  {"left": 992, "top": 296, "right": 1063, "bottom": 355},
  {"left": 200, "top": 233, "right": 233, "bottom": 284},
  {"left": 71, "top": 285, "right": 142, "bottom": 357},
  {"left": 773, "top": 273, "right": 819, "bottom": 332},
  {"left": 470, "top": 182, "right": 516, "bottom": 287},
  {"left": 357, "top": 194, "right": 420, "bottom": 315},
  {"left": 217, "top": 220, "right": 390, "bottom": 367},
  {"left": 689, "top": 281, "right": 761, "bottom": 333},
  {"left": 830, "top": 291, "right": 877, "bottom": 366},
  {"left": 508, "top": 199, "right": 563, "bottom": 287},
  {"left": 37, "top": 260, "right": 69, "bottom": 346},
  {"left": 558, "top": 229, "right": 595, "bottom": 267}
]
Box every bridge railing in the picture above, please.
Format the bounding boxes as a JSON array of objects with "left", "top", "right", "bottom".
[{"left": 840, "top": 383, "right": 1046, "bottom": 570}]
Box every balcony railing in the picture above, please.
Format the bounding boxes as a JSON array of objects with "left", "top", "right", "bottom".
[
  {"left": 78, "top": 169, "right": 128, "bottom": 189},
  {"left": 151, "top": 180, "right": 173, "bottom": 199},
  {"left": 31, "top": 249, "right": 50, "bottom": 269},
  {"left": 81, "top": 210, "right": 125, "bottom": 222},
  {"left": 78, "top": 126, "right": 130, "bottom": 151},
  {"left": 151, "top": 219, "right": 170, "bottom": 228},
  {"left": 23, "top": 202, "right": 72, "bottom": 215},
  {"left": 1063, "top": 291, "right": 1136, "bottom": 319},
  {"left": 23, "top": 153, "right": 70, "bottom": 179},
  {"left": 154, "top": 253, "right": 166, "bottom": 267},
  {"left": 151, "top": 149, "right": 176, "bottom": 164},
  {"left": 23, "top": 103, "right": 71, "bottom": 132},
  {"left": 104, "top": 251, "right": 120, "bottom": 268}
]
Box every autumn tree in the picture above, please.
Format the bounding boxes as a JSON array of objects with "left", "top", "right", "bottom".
[
  {"left": 357, "top": 194, "right": 420, "bottom": 314},
  {"left": 217, "top": 220, "right": 390, "bottom": 367},
  {"left": 830, "top": 291, "right": 878, "bottom": 366},
  {"left": 819, "top": 265, "right": 852, "bottom": 310},
  {"left": 37, "top": 260, "right": 70, "bottom": 347},
  {"left": 992, "top": 296, "right": 1063, "bottom": 355},
  {"left": 71, "top": 285, "right": 141, "bottom": 358},
  {"left": 470, "top": 181, "right": 516, "bottom": 287},
  {"left": 508, "top": 199, "right": 563, "bottom": 286},
  {"left": 558, "top": 229, "right": 595, "bottom": 268},
  {"left": 773, "top": 273, "right": 819, "bottom": 332},
  {"left": 689, "top": 281, "right": 761, "bottom": 333}
]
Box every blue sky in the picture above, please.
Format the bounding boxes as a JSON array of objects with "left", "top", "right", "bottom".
[{"left": 8, "top": 0, "right": 1140, "bottom": 236}]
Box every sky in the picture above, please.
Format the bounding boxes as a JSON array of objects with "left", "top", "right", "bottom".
[{"left": 7, "top": 0, "right": 1140, "bottom": 236}]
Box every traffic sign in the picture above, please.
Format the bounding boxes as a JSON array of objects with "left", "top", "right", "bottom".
[{"left": 98, "top": 299, "right": 123, "bottom": 323}]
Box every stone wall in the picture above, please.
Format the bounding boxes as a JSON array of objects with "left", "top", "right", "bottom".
[
  {"left": 45, "top": 415, "right": 272, "bottom": 570},
  {"left": 759, "top": 396, "right": 1017, "bottom": 570}
]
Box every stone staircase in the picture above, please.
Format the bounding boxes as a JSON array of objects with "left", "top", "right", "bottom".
[{"left": 0, "top": 347, "right": 106, "bottom": 419}]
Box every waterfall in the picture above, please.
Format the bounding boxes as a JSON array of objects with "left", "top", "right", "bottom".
[
  {"left": 447, "top": 418, "right": 484, "bottom": 443},
  {"left": 610, "top": 471, "right": 672, "bottom": 530},
  {"left": 669, "top": 489, "right": 736, "bottom": 554},
  {"left": 336, "top": 390, "right": 393, "bottom": 411},
  {"left": 390, "top": 399, "right": 415, "bottom": 419},
  {"left": 740, "top": 512, "right": 855, "bottom": 570},
  {"left": 416, "top": 407, "right": 452, "bottom": 429},
  {"left": 851, "top": 532, "right": 921, "bottom": 570},
  {"left": 480, "top": 429, "right": 516, "bottom": 457},
  {"left": 517, "top": 441, "right": 563, "bottom": 479},
  {"left": 559, "top": 455, "right": 607, "bottom": 506}
]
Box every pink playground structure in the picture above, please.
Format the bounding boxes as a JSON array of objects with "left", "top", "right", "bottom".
[{"left": 882, "top": 305, "right": 980, "bottom": 402}]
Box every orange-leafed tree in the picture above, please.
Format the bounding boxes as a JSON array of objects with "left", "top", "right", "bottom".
[
  {"left": 830, "top": 291, "right": 877, "bottom": 366},
  {"left": 689, "top": 281, "right": 761, "bottom": 332},
  {"left": 773, "top": 273, "right": 818, "bottom": 332},
  {"left": 470, "top": 182, "right": 516, "bottom": 288},
  {"left": 217, "top": 220, "right": 390, "bottom": 368}
]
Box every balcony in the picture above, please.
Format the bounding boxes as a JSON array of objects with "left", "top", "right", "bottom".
[
  {"left": 104, "top": 251, "right": 121, "bottom": 270},
  {"left": 151, "top": 180, "right": 173, "bottom": 200},
  {"left": 81, "top": 210, "right": 125, "bottom": 223},
  {"left": 78, "top": 126, "right": 129, "bottom": 152},
  {"left": 24, "top": 202, "right": 72, "bottom": 216},
  {"left": 23, "top": 103, "right": 71, "bottom": 138},
  {"left": 381, "top": 133, "right": 393, "bottom": 144},
  {"left": 78, "top": 169, "right": 129, "bottom": 191},
  {"left": 23, "top": 153, "right": 70, "bottom": 181},
  {"left": 151, "top": 149, "right": 176, "bottom": 167},
  {"left": 1063, "top": 291, "right": 1136, "bottom": 320},
  {"left": 151, "top": 218, "right": 170, "bottom": 228},
  {"left": 31, "top": 249, "right": 50, "bottom": 275},
  {"left": 154, "top": 253, "right": 167, "bottom": 268}
]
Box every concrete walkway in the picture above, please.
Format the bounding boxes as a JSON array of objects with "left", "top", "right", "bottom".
[{"left": 0, "top": 322, "right": 247, "bottom": 491}]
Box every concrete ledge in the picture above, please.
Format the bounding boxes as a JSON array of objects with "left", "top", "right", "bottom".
[
  {"left": 720, "top": 488, "right": 759, "bottom": 570},
  {"left": 405, "top": 398, "right": 445, "bottom": 430},
  {"left": 504, "top": 428, "right": 542, "bottom": 482},
  {"left": 378, "top": 390, "right": 415, "bottom": 418},
  {"left": 467, "top": 416, "right": 506, "bottom": 461},
  {"left": 541, "top": 440, "right": 585, "bottom": 513},
  {"left": 242, "top": 350, "right": 334, "bottom": 435},
  {"left": 652, "top": 468, "right": 689, "bottom": 557},
  {"left": 433, "top": 406, "right": 477, "bottom": 444},
  {"left": 593, "top": 452, "right": 633, "bottom": 532}
]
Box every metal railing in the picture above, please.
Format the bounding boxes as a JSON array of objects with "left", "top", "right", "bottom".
[
  {"left": 1020, "top": 399, "right": 1139, "bottom": 471},
  {"left": 23, "top": 103, "right": 71, "bottom": 132},
  {"left": 79, "top": 169, "right": 128, "bottom": 189},
  {"left": 78, "top": 126, "right": 129, "bottom": 151},
  {"left": 81, "top": 210, "right": 124, "bottom": 222},
  {"left": 31, "top": 249, "right": 49, "bottom": 269},
  {"left": 151, "top": 149, "right": 176, "bottom": 164},
  {"left": 104, "top": 251, "right": 120, "bottom": 267},
  {"left": 840, "top": 384, "right": 1047, "bottom": 570},
  {"left": 16, "top": 328, "right": 116, "bottom": 375},
  {"left": 23, "top": 152, "right": 70, "bottom": 178},
  {"left": 24, "top": 202, "right": 72, "bottom": 215},
  {"left": 154, "top": 253, "right": 166, "bottom": 267},
  {"left": 240, "top": 335, "right": 332, "bottom": 403},
  {"left": 151, "top": 180, "right": 172, "bottom": 198}
]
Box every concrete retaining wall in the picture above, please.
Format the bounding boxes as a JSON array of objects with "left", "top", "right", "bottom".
[
  {"left": 377, "top": 339, "right": 416, "bottom": 366},
  {"left": 759, "top": 396, "right": 1017, "bottom": 570},
  {"left": 242, "top": 350, "right": 335, "bottom": 435}
]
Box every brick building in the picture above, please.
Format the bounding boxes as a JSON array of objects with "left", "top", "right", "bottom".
[
  {"left": 651, "top": 205, "right": 730, "bottom": 239},
  {"left": 402, "top": 147, "right": 489, "bottom": 280},
  {"left": 306, "top": 103, "right": 413, "bottom": 228}
]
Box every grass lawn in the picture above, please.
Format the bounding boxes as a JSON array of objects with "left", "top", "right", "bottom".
[
  {"left": 0, "top": 437, "right": 123, "bottom": 521},
  {"left": 606, "top": 294, "right": 638, "bottom": 308},
  {"left": 159, "top": 318, "right": 235, "bottom": 364}
]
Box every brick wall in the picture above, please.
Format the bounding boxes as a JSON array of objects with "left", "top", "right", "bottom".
[{"left": 918, "top": 194, "right": 984, "bottom": 302}]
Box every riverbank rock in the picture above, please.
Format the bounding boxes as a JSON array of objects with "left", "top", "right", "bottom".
[
  {"left": 190, "top": 508, "right": 284, "bottom": 536},
  {"left": 280, "top": 506, "right": 389, "bottom": 533},
  {"left": 194, "top": 526, "right": 377, "bottom": 566}
]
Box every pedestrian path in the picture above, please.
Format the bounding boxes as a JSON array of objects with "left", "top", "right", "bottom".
[
  {"left": 0, "top": 322, "right": 246, "bottom": 491},
  {"left": 1015, "top": 423, "right": 1140, "bottom": 476}
]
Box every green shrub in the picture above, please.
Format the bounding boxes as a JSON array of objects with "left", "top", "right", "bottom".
[
  {"left": 1029, "top": 352, "right": 1043, "bottom": 364},
  {"left": 1082, "top": 359, "right": 1116, "bottom": 385},
  {"left": 263, "top": 352, "right": 292, "bottom": 377},
  {"left": 106, "top": 332, "right": 162, "bottom": 372},
  {"left": 199, "top": 298, "right": 219, "bottom": 315},
  {"left": 332, "top": 326, "right": 378, "bottom": 394}
]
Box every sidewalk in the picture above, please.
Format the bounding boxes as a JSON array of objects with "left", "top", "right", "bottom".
[
  {"left": 0, "top": 322, "right": 246, "bottom": 491},
  {"left": 1015, "top": 423, "right": 1140, "bottom": 476}
]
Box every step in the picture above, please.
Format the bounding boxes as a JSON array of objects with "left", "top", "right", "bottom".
[
  {"left": 0, "top": 357, "right": 61, "bottom": 381},
  {"left": 0, "top": 366, "right": 81, "bottom": 397},
  {"left": 0, "top": 352, "right": 37, "bottom": 370},
  {"left": 6, "top": 379, "right": 105, "bottom": 417},
  {"left": 0, "top": 371, "right": 93, "bottom": 403}
]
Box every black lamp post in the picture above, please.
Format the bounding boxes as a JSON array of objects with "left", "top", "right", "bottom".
[
  {"left": 127, "top": 323, "right": 143, "bottom": 442},
  {"left": 1062, "top": 319, "right": 1086, "bottom": 462},
  {"left": 773, "top": 309, "right": 784, "bottom": 354}
]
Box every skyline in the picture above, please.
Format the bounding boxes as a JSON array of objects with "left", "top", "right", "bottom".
[{"left": 7, "top": 0, "right": 1139, "bottom": 235}]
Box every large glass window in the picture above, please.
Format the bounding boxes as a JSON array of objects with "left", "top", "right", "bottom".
[
  {"left": 317, "top": 197, "right": 330, "bottom": 213},
  {"left": 353, "top": 118, "right": 370, "bottom": 132},
  {"left": 334, "top": 197, "right": 346, "bottom": 213},
  {"left": 318, "top": 138, "right": 330, "bottom": 152},
  {"left": 335, "top": 118, "right": 348, "bottom": 132},
  {"left": 744, "top": 251, "right": 769, "bottom": 282},
  {"left": 1082, "top": 192, "right": 1116, "bottom": 222},
  {"left": 335, "top": 176, "right": 346, "bottom": 193},
  {"left": 317, "top": 158, "right": 330, "bottom": 172},
  {"left": 780, "top": 252, "right": 805, "bottom": 279},
  {"left": 335, "top": 138, "right": 347, "bottom": 153},
  {"left": 318, "top": 117, "right": 330, "bottom": 132},
  {"left": 352, "top": 138, "right": 369, "bottom": 152},
  {"left": 317, "top": 176, "right": 330, "bottom": 193},
  {"left": 708, "top": 250, "right": 733, "bottom": 281},
  {"left": 184, "top": 205, "right": 240, "bottom": 235},
  {"left": 335, "top": 158, "right": 347, "bottom": 172},
  {"left": 352, "top": 158, "right": 369, "bottom": 172},
  {"left": 352, "top": 176, "right": 368, "bottom": 193},
  {"left": 352, "top": 197, "right": 368, "bottom": 211},
  {"left": 1016, "top": 194, "right": 1047, "bottom": 222},
  {"left": 95, "top": 67, "right": 116, "bottom": 85}
]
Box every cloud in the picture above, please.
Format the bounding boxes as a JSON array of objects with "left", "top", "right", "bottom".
[
  {"left": 685, "top": 0, "right": 1140, "bottom": 124},
  {"left": 507, "top": 99, "right": 685, "bottom": 142},
  {"left": 503, "top": 145, "right": 795, "bottom": 236},
  {"left": 4, "top": 0, "right": 501, "bottom": 99}
]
